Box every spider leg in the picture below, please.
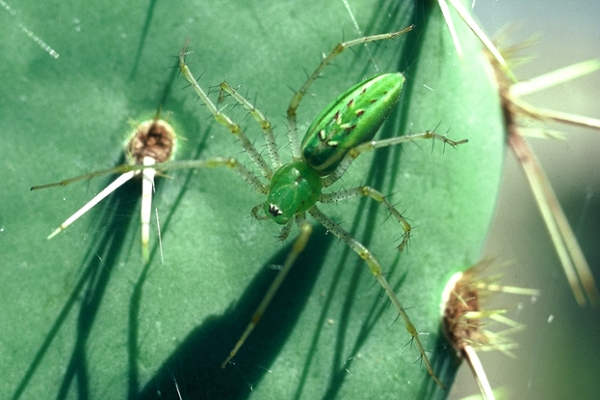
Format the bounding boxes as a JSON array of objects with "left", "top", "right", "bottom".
[
  {"left": 219, "top": 81, "right": 282, "bottom": 172},
  {"left": 179, "top": 48, "right": 273, "bottom": 179},
  {"left": 221, "top": 215, "right": 313, "bottom": 368},
  {"left": 308, "top": 205, "right": 444, "bottom": 389},
  {"left": 151, "top": 157, "right": 269, "bottom": 195},
  {"left": 320, "top": 186, "right": 411, "bottom": 250},
  {"left": 323, "top": 130, "right": 467, "bottom": 187}
]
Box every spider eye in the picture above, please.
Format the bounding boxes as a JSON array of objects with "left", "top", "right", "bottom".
[{"left": 268, "top": 203, "right": 283, "bottom": 217}]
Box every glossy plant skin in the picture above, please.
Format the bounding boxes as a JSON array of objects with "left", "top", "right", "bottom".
[
  {"left": 30, "top": 30, "right": 463, "bottom": 389},
  {"left": 11, "top": 2, "right": 507, "bottom": 397}
]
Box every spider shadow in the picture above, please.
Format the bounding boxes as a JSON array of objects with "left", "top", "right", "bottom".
[
  {"left": 137, "top": 225, "right": 331, "bottom": 400},
  {"left": 12, "top": 154, "right": 144, "bottom": 400},
  {"left": 12, "top": 94, "right": 208, "bottom": 400}
]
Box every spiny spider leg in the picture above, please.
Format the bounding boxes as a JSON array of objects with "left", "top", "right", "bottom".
[
  {"left": 319, "top": 186, "right": 411, "bottom": 251},
  {"left": 219, "top": 82, "right": 282, "bottom": 171},
  {"left": 152, "top": 157, "right": 269, "bottom": 195},
  {"left": 323, "top": 131, "right": 468, "bottom": 187},
  {"left": 286, "top": 26, "right": 415, "bottom": 159},
  {"left": 221, "top": 215, "right": 313, "bottom": 368},
  {"left": 31, "top": 164, "right": 139, "bottom": 190},
  {"left": 307, "top": 206, "right": 445, "bottom": 389},
  {"left": 276, "top": 218, "right": 295, "bottom": 242},
  {"left": 251, "top": 203, "right": 270, "bottom": 221},
  {"left": 179, "top": 48, "right": 273, "bottom": 180}
]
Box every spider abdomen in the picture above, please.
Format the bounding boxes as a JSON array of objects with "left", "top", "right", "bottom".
[{"left": 301, "top": 73, "right": 405, "bottom": 176}]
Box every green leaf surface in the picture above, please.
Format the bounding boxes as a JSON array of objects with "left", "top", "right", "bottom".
[{"left": 1, "top": 1, "right": 503, "bottom": 399}]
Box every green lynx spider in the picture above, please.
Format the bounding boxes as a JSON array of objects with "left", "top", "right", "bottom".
[
  {"left": 33, "top": 26, "right": 466, "bottom": 388},
  {"left": 169, "top": 26, "right": 466, "bottom": 388}
]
